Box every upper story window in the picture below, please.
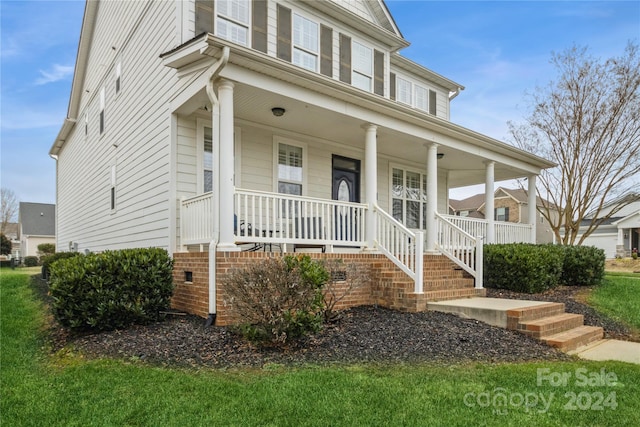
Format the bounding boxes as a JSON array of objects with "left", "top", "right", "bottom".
[
  {"left": 415, "top": 85, "right": 428, "bottom": 111},
  {"left": 99, "top": 87, "right": 105, "bottom": 134},
  {"left": 396, "top": 76, "right": 412, "bottom": 105},
  {"left": 293, "top": 13, "right": 319, "bottom": 72},
  {"left": 496, "top": 207, "right": 510, "bottom": 222},
  {"left": 115, "top": 62, "right": 121, "bottom": 94},
  {"left": 216, "top": 0, "right": 250, "bottom": 46},
  {"left": 352, "top": 41, "right": 372, "bottom": 91}
]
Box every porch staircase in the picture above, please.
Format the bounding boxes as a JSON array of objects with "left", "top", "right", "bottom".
[{"left": 421, "top": 255, "right": 485, "bottom": 301}]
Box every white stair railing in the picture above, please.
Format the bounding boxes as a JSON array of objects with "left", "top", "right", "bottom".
[
  {"left": 374, "top": 205, "right": 423, "bottom": 293},
  {"left": 435, "top": 212, "right": 483, "bottom": 288}
]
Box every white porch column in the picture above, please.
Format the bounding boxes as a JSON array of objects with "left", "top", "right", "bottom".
[
  {"left": 217, "top": 79, "right": 237, "bottom": 250},
  {"left": 364, "top": 124, "right": 378, "bottom": 250},
  {"left": 425, "top": 142, "right": 439, "bottom": 252},
  {"left": 484, "top": 161, "right": 495, "bottom": 244},
  {"left": 528, "top": 175, "right": 537, "bottom": 243}
]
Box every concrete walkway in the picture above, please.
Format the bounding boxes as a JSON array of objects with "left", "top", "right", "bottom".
[
  {"left": 429, "top": 297, "right": 640, "bottom": 365},
  {"left": 569, "top": 339, "right": 640, "bottom": 364}
]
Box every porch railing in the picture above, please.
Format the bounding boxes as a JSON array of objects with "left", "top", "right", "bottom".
[
  {"left": 180, "top": 192, "right": 213, "bottom": 247},
  {"left": 441, "top": 214, "right": 533, "bottom": 244},
  {"left": 374, "top": 205, "right": 423, "bottom": 293},
  {"left": 234, "top": 188, "right": 366, "bottom": 247},
  {"left": 435, "top": 212, "right": 483, "bottom": 288}
]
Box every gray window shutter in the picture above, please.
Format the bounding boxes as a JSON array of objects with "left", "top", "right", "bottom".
[
  {"left": 320, "top": 25, "right": 333, "bottom": 77},
  {"left": 195, "top": 0, "right": 214, "bottom": 35},
  {"left": 373, "top": 50, "right": 384, "bottom": 96},
  {"left": 429, "top": 89, "right": 437, "bottom": 115},
  {"left": 390, "top": 72, "right": 396, "bottom": 100},
  {"left": 277, "top": 5, "right": 292, "bottom": 62},
  {"left": 252, "top": 0, "right": 268, "bottom": 53},
  {"left": 339, "top": 33, "right": 351, "bottom": 84}
]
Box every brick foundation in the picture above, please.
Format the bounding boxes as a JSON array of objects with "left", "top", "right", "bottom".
[{"left": 172, "top": 251, "right": 477, "bottom": 325}]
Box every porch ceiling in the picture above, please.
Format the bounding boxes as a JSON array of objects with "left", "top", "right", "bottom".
[
  {"left": 231, "top": 82, "right": 537, "bottom": 188},
  {"left": 179, "top": 79, "right": 542, "bottom": 189}
]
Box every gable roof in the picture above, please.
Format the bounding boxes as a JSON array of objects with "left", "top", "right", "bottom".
[
  {"left": 19, "top": 203, "right": 56, "bottom": 236},
  {"left": 450, "top": 193, "right": 485, "bottom": 211}
]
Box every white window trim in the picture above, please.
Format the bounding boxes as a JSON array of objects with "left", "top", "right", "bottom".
[
  {"left": 351, "top": 39, "right": 373, "bottom": 92},
  {"left": 99, "top": 87, "right": 105, "bottom": 135},
  {"left": 215, "top": 0, "right": 251, "bottom": 47},
  {"left": 197, "top": 119, "right": 241, "bottom": 194},
  {"left": 272, "top": 136, "right": 308, "bottom": 196},
  {"left": 292, "top": 12, "right": 319, "bottom": 72},
  {"left": 394, "top": 73, "right": 435, "bottom": 113},
  {"left": 110, "top": 163, "right": 117, "bottom": 214},
  {"left": 388, "top": 162, "right": 428, "bottom": 230},
  {"left": 396, "top": 75, "right": 412, "bottom": 106}
]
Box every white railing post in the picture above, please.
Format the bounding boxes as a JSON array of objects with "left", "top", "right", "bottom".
[
  {"left": 475, "top": 235, "right": 483, "bottom": 289},
  {"left": 179, "top": 196, "right": 185, "bottom": 251},
  {"left": 414, "top": 231, "right": 424, "bottom": 293}
]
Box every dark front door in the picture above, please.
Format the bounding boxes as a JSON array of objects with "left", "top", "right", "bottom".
[
  {"left": 332, "top": 155, "right": 360, "bottom": 203},
  {"left": 332, "top": 155, "right": 361, "bottom": 242}
]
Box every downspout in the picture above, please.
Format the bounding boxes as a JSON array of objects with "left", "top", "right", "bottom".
[{"left": 204, "top": 46, "right": 230, "bottom": 327}]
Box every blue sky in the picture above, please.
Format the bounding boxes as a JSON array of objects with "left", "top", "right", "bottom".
[{"left": 1, "top": 1, "right": 639, "bottom": 206}]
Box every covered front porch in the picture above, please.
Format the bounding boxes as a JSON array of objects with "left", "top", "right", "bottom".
[{"left": 165, "top": 39, "right": 553, "bottom": 297}]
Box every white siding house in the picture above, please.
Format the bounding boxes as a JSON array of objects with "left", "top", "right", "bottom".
[{"left": 52, "top": 0, "right": 555, "bottom": 319}]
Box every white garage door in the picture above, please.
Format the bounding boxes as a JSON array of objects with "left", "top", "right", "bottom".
[{"left": 582, "top": 233, "right": 618, "bottom": 258}]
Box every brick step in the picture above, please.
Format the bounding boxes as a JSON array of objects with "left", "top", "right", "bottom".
[
  {"left": 423, "top": 287, "right": 486, "bottom": 302},
  {"left": 423, "top": 269, "right": 468, "bottom": 279},
  {"left": 506, "top": 303, "right": 566, "bottom": 328},
  {"left": 542, "top": 326, "right": 604, "bottom": 352},
  {"left": 423, "top": 278, "right": 476, "bottom": 290},
  {"left": 518, "top": 313, "right": 585, "bottom": 338}
]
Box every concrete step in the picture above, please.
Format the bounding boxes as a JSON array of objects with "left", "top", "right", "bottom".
[
  {"left": 543, "top": 326, "right": 604, "bottom": 352},
  {"left": 518, "top": 313, "right": 585, "bottom": 338}
]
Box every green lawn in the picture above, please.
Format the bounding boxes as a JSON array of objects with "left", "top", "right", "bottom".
[
  {"left": 2, "top": 269, "right": 640, "bottom": 426},
  {"left": 589, "top": 274, "right": 640, "bottom": 331}
]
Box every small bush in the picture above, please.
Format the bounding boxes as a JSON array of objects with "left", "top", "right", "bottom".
[
  {"left": 37, "top": 243, "right": 56, "bottom": 256},
  {"left": 225, "top": 255, "right": 328, "bottom": 346},
  {"left": 322, "top": 259, "right": 371, "bottom": 322},
  {"left": 49, "top": 248, "right": 174, "bottom": 331},
  {"left": 484, "top": 244, "right": 564, "bottom": 293},
  {"left": 41, "top": 251, "right": 80, "bottom": 281},
  {"left": 23, "top": 256, "right": 39, "bottom": 267},
  {"left": 560, "top": 245, "right": 605, "bottom": 286}
]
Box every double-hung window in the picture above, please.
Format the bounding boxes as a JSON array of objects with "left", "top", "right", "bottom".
[
  {"left": 352, "top": 41, "right": 372, "bottom": 91},
  {"left": 278, "top": 143, "right": 303, "bottom": 196},
  {"left": 216, "top": 0, "right": 250, "bottom": 46},
  {"left": 392, "top": 167, "right": 428, "bottom": 229},
  {"left": 396, "top": 76, "right": 412, "bottom": 105},
  {"left": 496, "top": 207, "right": 510, "bottom": 222},
  {"left": 293, "top": 14, "right": 318, "bottom": 72},
  {"left": 204, "top": 127, "right": 213, "bottom": 192},
  {"left": 415, "top": 85, "right": 428, "bottom": 111}
]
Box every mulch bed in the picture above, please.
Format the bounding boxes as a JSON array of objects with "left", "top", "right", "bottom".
[{"left": 34, "top": 276, "right": 632, "bottom": 369}]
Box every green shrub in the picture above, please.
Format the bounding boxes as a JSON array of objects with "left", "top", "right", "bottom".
[
  {"left": 37, "top": 243, "right": 56, "bottom": 256},
  {"left": 225, "top": 255, "right": 328, "bottom": 346},
  {"left": 560, "top": 245, "right": 605, "bottom": 286},
  {"left": 0, "top": 260, "right": 12, "bottom": 268},
  {"left": 23, "top": 256, "right": 39, "bottom": 267},
  {"left": 484, "top": 244, "right": 564, "bottom": 293},
  {"left": 0, "top": 233, "right": 11, "bottom": 255},
  {"left": 41, "top": 251, "right": 81, "bottom": 281},
  {"left": 49, "top": 248, "right": 174, "bottom": 332}
]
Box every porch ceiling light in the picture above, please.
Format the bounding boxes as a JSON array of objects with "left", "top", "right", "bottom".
[
  {"left": 437, "top": 153, "right": 444, "bottom": 159},
  {"left": 271, "top": 107, "right": 285, "bottom": 117}
]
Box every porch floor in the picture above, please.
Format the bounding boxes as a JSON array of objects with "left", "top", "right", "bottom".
[{"left": 428, "top": 297, "right": 605, "bottom": 354}]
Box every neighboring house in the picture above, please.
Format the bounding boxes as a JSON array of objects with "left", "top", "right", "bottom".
[
  {"left": 51, "top": 0, "right": 554, "bottom": 323},
  {"left": 449, "top": 187, "right": 558, "bottom": 244},
  {"left": 576, "top": 194, "right": 640, "bottom": 258},
  {"left": 18, "top": 203, "right": 56, "bottom": 258},
  {"left": 2, "top": 223, "right": 21, "bottom": 258}
]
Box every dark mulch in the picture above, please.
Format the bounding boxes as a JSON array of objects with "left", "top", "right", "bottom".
[
  {"left": 32, "top": 275, "right": 570, "bottom": 368},
  {"left": 486, "top": 286, "right": 636, "bottom": 342}
]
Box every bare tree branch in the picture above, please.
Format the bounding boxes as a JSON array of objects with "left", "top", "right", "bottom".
[
  {"left": 1, "top": 188, "right": 19, "bottom": 234},
  {"left": 509, "top": 42, "right": 640, "bottom": 244}
]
